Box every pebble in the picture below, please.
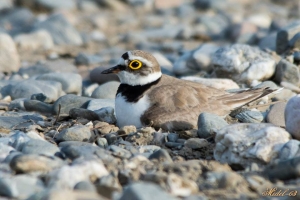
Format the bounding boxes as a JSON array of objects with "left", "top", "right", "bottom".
[
  {"left": 105, "top": 133, "right": 118, "bottom": 145},
  {"left": 0, "top": 175, "right": 44, "bottom": 199},
  {"left": 285, "top": 95, "right": 300, "bottom": 139},
  {"left": 235, "top": 110, "right": 264, "bottom": 123},
  {"left": 266, "top": 102, "right": 286, "bottom": 127},
  {"left": 165, "top": 142, "right": 183, "bottom": 148},
  {"left": 94, "top": 107, "right": 116, "bottom": 124},
  {"left": 53, "top": 94, "right": 94, "bottom": 115},
  {"left": 8, "top": 131, "right": 31, "bottom": 151},
  {"left": 274, "top": 59, "right": 300, "bottom": 86},
  {"left": 36, "top": 72, "right": 82, "bottom": 95},
  {"left": 0, "top": 143, "right": 15, "bottom": 162},
  {"left": 149, "top": 149, "right": 172, "bottom": 163},
  {"left": 119, "top": 182, "right": 177, "bottom": 200},
  {"left": 95, "top": 174, "right": 122, "bottom": 198},
  {"left": 74, "top": 181, "right": 97, "bottom": 192},
  {"left": 276, "top": 20, "right": 300, "bottom": 54},
  {"left": 91, "top": 81, "right": 119, "bottom": 99},
  {"left": 69, "top": 108, "right": 99, "bottom": 121},
  {"left": 75, "top": 53, "right": 104, "bottom": 66},
  {"left": 10, "top": 154, "right": 65, "bottom": 173},
  {"left": 96, "top": 138, "right": 108, "bottom": 148},
  {"left": 24, "top": 99, "right": 53, "bottom": 114},
  {"left": 108, "top": 145, "right": 132, "bottom": 159},
  {"left": 0, "top": 33, "right": 20, "bottom": 73},
  {"left": 212, "top": 44, "right": 276, "bottom": 84},
  {"left": 197, "top": 112, "right": 228, "bottom": 139},
  {"left": 55, "top": 125, "right": 92, "bottom": 142},
  {"left": 60, "top": 143, "right": 101, "bottom": 160},
  {"left": 167, "top": 133, "right": 179, "bottom": 142},
  {"left": 89, "top": 66, "right": 119, "bottom": 84},
  {"left": 31, "top": 93, "right": 52, "bottom": 103},
  {"left": 21, "top": 139, "right": 60, "bottom": 156},
  {"left": 0, "top": 114, "right": 41, "bottom": 131},
  {"left": 184, "top": 138, "right": 209, "bottom": 150},
  {"left": 264, "top": 157, "right": 300, "bottom": 180},
  {"left": 214, "top": 123, "right": 291, "bottom": 168},
  {"left": 181, "top": 77, "right": 239, "bottom": 90},
  {"left": 87, "top": 99, "right": 115, "bottom": 111},
  {"left": 34, "top": 14, "right": 83, "bottom": 45},
  {"left": 279, "top": 140, "right": 300, "bottom": 160}
]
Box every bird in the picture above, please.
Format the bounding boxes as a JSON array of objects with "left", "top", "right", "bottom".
[{"left": 101, "top": 50, "right": 277, "bottom": 131}]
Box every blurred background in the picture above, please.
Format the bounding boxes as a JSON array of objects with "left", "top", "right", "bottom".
[{"left": 0, "top": 0, "right": 299, "bottom": 86}]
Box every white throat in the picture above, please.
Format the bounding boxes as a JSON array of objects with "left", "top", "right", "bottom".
[{"left": 117, "top": 71, "right": 162, "bottom": 86}]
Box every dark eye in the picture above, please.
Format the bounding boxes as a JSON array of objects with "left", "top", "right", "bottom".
[{"left": 129, "top": 60, "right": 142, "bottom": 70}]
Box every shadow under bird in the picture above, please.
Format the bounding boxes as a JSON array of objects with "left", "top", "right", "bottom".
[{"left": 101, "top": 50, "right": 277, "bottom": 131}]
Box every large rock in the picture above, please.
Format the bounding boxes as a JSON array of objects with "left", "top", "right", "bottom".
[
  {"left": 214, "top": 123, "right": 291, "bottom": 168},
  {"left": 0, "top": 33, "right": 20, "bottom": 73},
  {"left": 212, "top": 44, "right": 276, "bottom": 84}
]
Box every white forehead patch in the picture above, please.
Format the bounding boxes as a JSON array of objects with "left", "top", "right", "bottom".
[{"left": 128, "top": 51, "right": 153, "bottom": 67}]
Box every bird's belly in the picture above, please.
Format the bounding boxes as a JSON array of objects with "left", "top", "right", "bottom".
[{"left": 115, "top": 94, "right": 150, "bottom": 128}]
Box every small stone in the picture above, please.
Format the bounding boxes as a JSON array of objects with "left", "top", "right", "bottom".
[
  {"left": 274, "top": 59, "right": 300, "bottom": 86},
  {"left": 60, "top": 143, "right": 102, "bottom": 160},
  {"left": 264, "top": 157, "right": 300, "bottom": 180},
  {"left": 36, "top": 72, "right": 82, "bottom": 95},
  {"left": 21, "top": 139, "right": 60, "bottom": 156},
  {"left": 276, "top": 21, "right": 300, "bottom": 54},
  {"left": 279, "top": 140, "right": 300, "bottom": 160},
  {"left": 8, "top": 131, "right": 31, "bottom": 151},
  {"left": 197, "top": 112, "right": 228, "bottom": 139},
  {"left": 0, "top": 33, "right": 20, "bottom": 73},
  {"left": 235, "top": 110, "right": 264, "bottom": 123},
  {"left": 74, "top": 181, "right": 97, "bottom": 193},
  {"left": 34, "top": 14, "right": 83, "bottom": 46},
  {"left": 285, "top": 95, "right": 300, "bottom": 139},
  {"left": 91, "top": 81, "right": 120, "bottom": 99},
  {"left": 119, "top": 182, "right": 177, "bottom": 200},
  {"left": 165, "top": 142, "right": 183, "bottom": 148},
  {"left": 167, "top": 133, "right": 179, "bottom": 142},
  {"left": 95, "top": 174, "right": 122, "bottom": 199},
  {"left": 55, "top": 125, "right": 92, "bottom": 142},
  {"left": 75, "top": 53, "right": 104, "bottom": 66},
  {"left": 0, "top": 143, "right": 15, "bottom": 162},
  {"left": 149, "top": 149, "right": 172, "bottom": 163},
  {"left": 24, "top": 99, "right": 53, "bottom": 114},
  {"left": 266, "top": 102, "right": 286, "bottom": 127},
  {"left": 10, "top": 154, "right": 64, "bottom": 173},
  {"left": 53, "top": 94, "right": 94, "bottom": 115},
  {"left": 214, "top": 123, "right": 291, "bottom": 168},
  {"left": 0, "top": 115, "right": 42, "bottom": 131},
  {"left": 218, "top": 171, "right": 246, "bottom": 189},
  {"left": 108, "top": 145, "right": 132, "bottom": 159},
  {"left": 96, "top": 138, "right": 108, "bottom": 148},
  {"left": 94, "top": 107, "right": 116, "bottom": 124},
  {"left": 105, "top": 133, "right": 118, "bottom": 145},
  {"left": 31, "top": 93, "right": 51, "bottom": 103},
  {"left": 184, "top": 138, "right": 209, "bottom": 150},
  {"left": 69, "top": 108, "right": 99, "bottom": 121}
]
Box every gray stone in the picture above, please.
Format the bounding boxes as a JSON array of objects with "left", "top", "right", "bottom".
[
  {"left": 89, "top": 66, "right": 119, "bottom": 84},
  {"left": 75, "top": 53, "right": 104, "bottom": 65},
  {"left": 8, "top": 131, "right": 31, "bottom": 150},
  {"left": 94, "top": 107, "right": 116, "bottom": 124},
  {"left": 34, "top": 14, "right": 83, "bottom": 45},
  {"left": 276, "top": 20, "right": 300, "bottom": 54},
  {"left": 0, "top": 143, "right": 15, "bottom": 162},
  {"left": 36, "top": 0, "right": 76, "bottom": 11},
  {"left": 0, "top": 175, "right": 44, "bottom": 199},
  {"left": 10, "top": 80, "right": 62, "bottom": 102},
  {"left": 24, "top": 99, "right": 53, "bottom": 114},
  {"left": 69, "top": 108, "right": 99, "bottom": 121},
  {"left": 0, "top": 0, "right": 12, "bottom": 10},
  {"left": 87, "top": 99, "right": 115, "bottom": 111},
  {"left": 266, "top": 102, "right": 286, "bottom": 127},
  {"left": 31, "top": 93, "right": 50, "bottom": 103},
  {"left": 60, "top": 143, "right": 108, "bottom": 160},
  {"left": 148, "top": 149, "right": 172, "bottom": 163},
  {"left": 235, "top": 110, "right": 264, "bottom": 123},
  {"left": 74, "top": 181, "right": 97, "bottom": 192},
  {"left": 8, "top": 98, "right": 27, "bottom": 111},
  {"left": 184, "top": 138, "right": 209, "bottom": 150},
  {"left": 165, "top": 142, "right": 183, "bottom": 148},
  {"left": 274, "top": 59, "right": 300, "bottom": 86},
  {"left": 285, "top": 94, "right": 300, "bottom": 139},
  {"left": 21, "top": 139, "right": 60, "bottom": 156},
  {"left": 119, "top": 182, "right": 177, "bottom": 200},
  {"left": 259, "top": 33, "right": 276, "bottom": 51},
  {"left": 197, "top": 112, "right": 228, "bottom": 138},
  {"left": 18, "top": 64, "right": 53, "bottom": 77},
  {"left": 91, "top": 81, "right": 119, "bottom": 99},
  {"left": 96, "top": 138, "right": 108, "bottom": 148},
  {"left": 0, "top": 114, "right": 42, "bottom": 131},
  {"left": 53, "top": 94, "right": 94, "bottom": 115},
  {"left": 0, "top": 33, "right": 20, "bottom": 73},
  {"left": 279, "top": 140, "right": 300, "bottom": 160},
  {"left": 105, "top": 133, "right": 118, "bottom": 145},
  {"left": 10, "top": 154, "right": 65, "bottom": 173},
  {"left": 212, "top": 44, "right": 276, "bottom": 84},
  {"left": 167, "top": 133, "right": 179, "bottom": 142},
  {"left": 95, "top": 174, "right": 121, "bottom": 199},
  {"left": 36, "top": 72, "right": 82, "bottom": 95},
  {"left": 108, "top": 145, "right": 132, "bottom": 159},
  {"left": 55, "top": 125, "right": 92, "bottom": 142},
  {"left": 264, "top": 157, "right": 300, "bottom": 180}
]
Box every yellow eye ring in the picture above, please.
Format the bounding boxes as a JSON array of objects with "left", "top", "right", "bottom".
[{"left": 128, "top": 60, "right": 142, "bottom": 70}]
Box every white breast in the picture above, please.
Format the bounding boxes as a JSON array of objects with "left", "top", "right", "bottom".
[{"left": 115, "top": 93, "right": 151, "bottom": 128}]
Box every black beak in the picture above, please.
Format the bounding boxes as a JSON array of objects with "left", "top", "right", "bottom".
[{"left": 101, "top": 65, "right": 123, "bottom": 74}]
